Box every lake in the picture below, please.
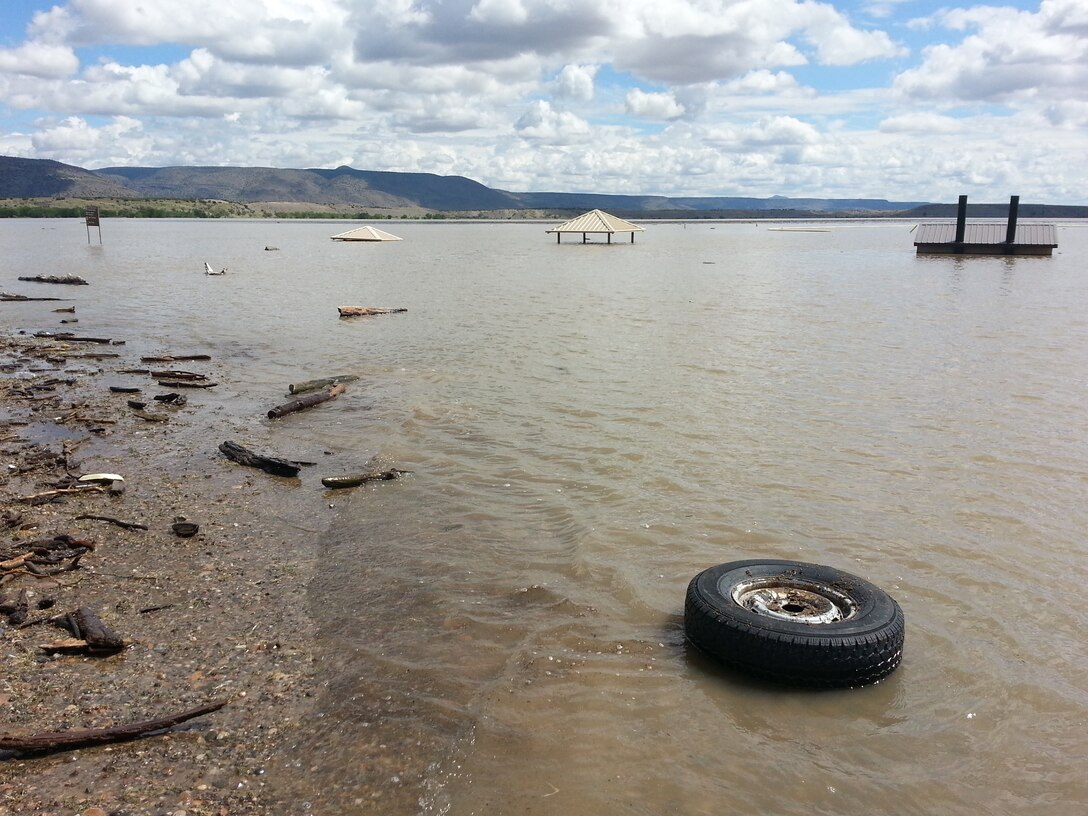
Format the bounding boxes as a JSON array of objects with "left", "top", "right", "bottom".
[{"left": 3, "top": 217, "right": 1087, "bottom": 815}]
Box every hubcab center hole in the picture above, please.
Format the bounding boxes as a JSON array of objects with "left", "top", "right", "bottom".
[{"left": 730, "top": 577, "right": 857, "bottom": 624}]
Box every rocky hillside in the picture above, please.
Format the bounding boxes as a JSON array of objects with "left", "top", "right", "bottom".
[
  {"left": 15, "top": 154, "right": 1081, "bottom": 216},
  {"left": 0, "top": 156, "right": 136, "bottom": 199}
]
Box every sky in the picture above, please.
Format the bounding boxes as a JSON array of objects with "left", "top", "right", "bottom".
[{"left": 0, "top": 0, "right": 1085, "bottom": 203}]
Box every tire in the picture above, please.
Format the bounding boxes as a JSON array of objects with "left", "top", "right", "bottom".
[{"left": 684, "top": 559, "right": 904, "bottom": 688}]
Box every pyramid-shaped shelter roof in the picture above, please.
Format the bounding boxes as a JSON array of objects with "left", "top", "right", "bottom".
[
  {"left": 331, "top": 225, "right": 403, "bottom": 242},
  {"left": 546, "top": 209, "right": 645, "bottom": 235}
]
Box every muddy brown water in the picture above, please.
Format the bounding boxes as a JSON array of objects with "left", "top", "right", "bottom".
[{"left": 4, "top": 218, "right": 1087, "bottom": 815}]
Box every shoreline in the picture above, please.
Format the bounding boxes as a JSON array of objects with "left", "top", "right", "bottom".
[{"left": 1, "top": 327, "right": 326, "bottom": 814}]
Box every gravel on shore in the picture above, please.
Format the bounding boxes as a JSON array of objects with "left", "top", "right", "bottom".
[{"left": 1, "top": 329, "right": 327, "bottom": 816}]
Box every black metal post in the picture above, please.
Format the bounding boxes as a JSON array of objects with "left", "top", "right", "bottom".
[
  {"left": 954, "top": 195, "right": 967, "bottom": 243},
  {"left": 1005, "top": 195, "right": 1020, "bottom": 244}
]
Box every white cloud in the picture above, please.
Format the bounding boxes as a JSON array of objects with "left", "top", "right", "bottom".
[
  {"left": 895, "top": 1, "right": 1088, "bottom": 104},
  {"left": 32, "top": 0, "right": 349, "bottom": 66},
  {"left": 514, "top": 100, "right": 590, "bottom": 141},
  {"left": 0, "top": 43, "right": 80, "bottom": 79},
  {"left": 879, "top": 112, "right": 963, "bottom": 134},
  {"left": 29, "top": 114, "right": 145, "bottom": 164},
  {"left": 722, "top": 70, "right": 803, "bottom": 94},
  {"left": 555, "top": 64, "right": 597, "bottom": 101},
  {"left": 469, "top": 0, "right": 528, "bottom": 26},
  {"left": 740, "top": 115, "right": 820, "bottom": 147},
  {"left": 0, "top": 0, "right": 1085, "bottom": 203},
  {"left": 625, "top": 88, "right": 685, "bottom": 120}
]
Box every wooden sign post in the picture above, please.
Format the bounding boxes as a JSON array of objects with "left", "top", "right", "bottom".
[{"left": 85, "top": 206, "right": 102, "bottom": 244}]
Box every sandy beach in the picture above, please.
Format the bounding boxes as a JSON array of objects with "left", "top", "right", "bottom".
[{"left": 1, "top": 326, "right": 325, "bottom": 815}]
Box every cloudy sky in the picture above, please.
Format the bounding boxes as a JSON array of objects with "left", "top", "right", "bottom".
[{"left": 0, "top": 0, "right": 1085, "bottom": 203}]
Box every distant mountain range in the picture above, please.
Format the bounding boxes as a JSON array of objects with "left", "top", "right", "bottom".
[{"left": 2, "top": 155, "right": 1084, "bottom": 217}]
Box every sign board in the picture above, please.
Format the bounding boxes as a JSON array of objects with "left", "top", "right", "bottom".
[{"left": 84, "top": 206, "right": 102, "bottom": 243}]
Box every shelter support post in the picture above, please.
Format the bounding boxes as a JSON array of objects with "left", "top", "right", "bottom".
[
  {"left": 954, "top": 195, "right": 967, "bottom": 254},
  {"left": 1005, "top": 195, "right": 1020, "bottom": 247}
]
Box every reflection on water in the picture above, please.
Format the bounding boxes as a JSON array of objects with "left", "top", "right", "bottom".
[{"left": 4, "top": 219, "right": 1087, "bottom": 815}]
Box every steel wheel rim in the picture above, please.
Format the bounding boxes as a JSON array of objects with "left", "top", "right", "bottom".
[{"left": 729, "top": 577, "right": 857, "bottom": 624}]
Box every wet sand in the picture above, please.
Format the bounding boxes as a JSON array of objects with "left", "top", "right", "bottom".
[{"left": 1, "top": 329, "right": 323, "bottom": 815}]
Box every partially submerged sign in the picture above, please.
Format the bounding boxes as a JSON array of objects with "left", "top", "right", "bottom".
[{"left": 84, "top": 206, "right": 101, "bottom": 244}]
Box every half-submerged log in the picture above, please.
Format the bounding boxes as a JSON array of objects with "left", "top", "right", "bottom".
[
  {"left": 321, "top": 468, "right": 411, "bottom": 489},
  {"left": 218, "top": 441, "right": 313, "bottom": 477},
  {"left": 289, "top": 374, "right": 359, "bottom": 394},
  {"left": 140, "top": 354, "right": 211, "bottom": 363},
  {"left": 0, "top": 699, "right": 227, "bottom": 754},
  {"left": 32, "top": 332, "right": 114, "bottom": 344},
  {"left": 338, "top": 306, "right": 407, "bottom": 317},
  {"left": 1, "top": 292, "right": 66, "bottom": 302},
  {"left": 267, "top": 383, "right": 345, "bottom": 419},
  {"left": 18, "top": 275, "right": 88, "bottom": 286}
]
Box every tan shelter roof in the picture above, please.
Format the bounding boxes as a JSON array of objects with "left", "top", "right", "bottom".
[
  {"left": 331, "top": 225, "right": 403, "bottom": 242},
  {"left": 546, "top": 209, "right": 644, "bottom": 235}
]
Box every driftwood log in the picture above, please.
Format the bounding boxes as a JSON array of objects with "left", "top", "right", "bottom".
[
  {"left": 140, "top": 354, "right": 211, "bottom": 363},
  {"left": 149, "top": 370, "right": 207, "bottom": 381},
  {"left": 321, "top": 468, "right": 411, "bottom": 489},
  {"left": 0, "top": 589, "right": 29, "bottom": 625},
  {"left": 19, "top": 485, "right": 108, "bottom": 505},
  {"left": 1, "top": 293, "right": 66, "bottom": 302},
  {"left": 74, "top": 514, "right": 148, "bottom": 531},
  {"left": 218, "top": 441, "right": 313, "bottom": 477},
  {"left": 18, "top": 275, "right": 88, "bottom": 285},
  {"left": 47, "top": 606, "right": 125, "bottom": 653},
  {"left": 157, "top": 379, "right": 217, "bottom": 389},
  {"left": 0, "top": 700, "right": 227, "bottom": 754},
  {"left": 338, "top": 306, "right": 407, "bottom": 317},
  {"left": 32, "top": 332, "right": 114, "bottom": 344},
  {"left": 288, "top": 375, "right": 359, "bottom": 395},
  {"left": 268, "top": 383, "right": 345, "bottom": 419}
]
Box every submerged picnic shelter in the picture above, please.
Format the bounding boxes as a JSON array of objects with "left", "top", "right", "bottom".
[
  {"left": 914, "top": 195, "right": 1057, "bottom": 256},
  {"left": 331, "top": 225, "right": 403, "bottom": 242},
  {"left": 546, "top": 209, "right": 645, "bottom": 244}
]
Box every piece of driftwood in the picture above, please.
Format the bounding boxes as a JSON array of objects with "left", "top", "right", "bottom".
[
  {"left": 149, "top": 370, "right": 207, "bottom": 381},
  {"left": 51, "top": 606, "right": 125, "bottom": 653},
  {"left": 157, "top": 379, "right": 217, "bottom": 389},
  {"left": 1, "top": 589, "right": 30, "bottom": 625},
  {"left": 338, "top": 306, "right": 407, "bottom": 317},
  {"left": 74, "top": 514, "right": 148, "bottom": 531},
  {"left": 17, "top": 275, "right": 88, "bottom": 286},
  {"left": 321, "top": 468, "right": 411, "bottom": 489},
  {"left": 267, "top": 383, "right": 345, "bottom": 419},
  {"left": 20, "top": 485, "right": 107, "bottom": 505},
  {"left": 110, "top": 385, "right": 141, "bottom": 393},
  {"left": 288, "top": 374, "right": 359, "bottom": 395},
  {"left": 32, "top": 331, "right": 113, "bottom": 344},
  {"left": 154, "top": 393, "right": 187, "bottom": 406},
  {"left": 0, "top": 700, "right": 227, "bottom": 754},
  {"left": 1, "top": 293, "right": 66, "bottom": 301},
  {"left": 141, "top": 354, "right": 211, "bottom": 363},
  {"left": 218, "top": 441, "right": 313, "bottom": 477},
  {"left": 131, "top": 409, "right": 169, "bottom": 423}
]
